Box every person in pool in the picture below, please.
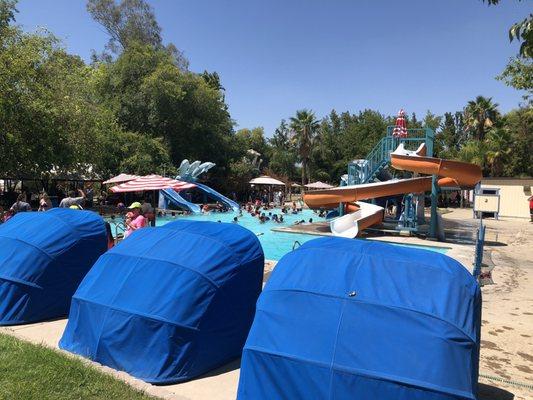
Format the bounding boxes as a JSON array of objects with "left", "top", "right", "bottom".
[
  {"left": 232, "top": 217, "right": 239, "bottom": 223},
  {"left": 124, "top": 202, "right": 147, "bottom": 238}
]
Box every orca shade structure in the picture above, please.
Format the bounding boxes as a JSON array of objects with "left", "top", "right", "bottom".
[
  {"left": 59, "top": 220, "right": 264, "bottom": 384},
  {"left": 238, "top": 237, "right": 481, "bottom": 400},
  {"left": 0, "top": 209, "right": 107, "bottom": 325}
]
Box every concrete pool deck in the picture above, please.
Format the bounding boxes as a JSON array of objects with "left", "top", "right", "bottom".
[{"left": 1, "top": 208, "right": 532, "bottom": 400}]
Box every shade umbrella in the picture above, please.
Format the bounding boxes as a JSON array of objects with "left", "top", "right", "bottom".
[
  {"left": 103, "top": 173, "right": 139, "bottom": 185},
  {"left": 392, "top": 109, "right": 408, "bottom": 138},
  {"left": 305, "top": 181, "right": 334, "bottom": 190},
  {"left": 249, "top": 176, "right": 286, "bottom": 186},
  {"left": 110, "top": 175, "right": 196, "bottom": 193}
]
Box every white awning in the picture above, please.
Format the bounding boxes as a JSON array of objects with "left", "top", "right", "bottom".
[
  {"left": 304, "top": 181, "right": 335, "bottom": 189},
  {"left": 249, "top": 176, "right": 286, "bottom": 186}
]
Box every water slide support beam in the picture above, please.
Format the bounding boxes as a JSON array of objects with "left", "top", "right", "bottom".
[{"left": 429, "top": 174, "right": 439, "bottom": 239}]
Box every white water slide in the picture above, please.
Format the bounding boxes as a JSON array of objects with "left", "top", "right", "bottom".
[{"left": 330, "top": 202, "right": 384, "bottom": 238}]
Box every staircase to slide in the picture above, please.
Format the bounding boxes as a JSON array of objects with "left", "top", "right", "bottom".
[{"left": 348, "top": 127, "right": 434, "bottom": 186}]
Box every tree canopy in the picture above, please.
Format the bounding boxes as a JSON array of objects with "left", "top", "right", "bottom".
[{"left": 0, "top": 0, "right": 530, "bottom": 202}]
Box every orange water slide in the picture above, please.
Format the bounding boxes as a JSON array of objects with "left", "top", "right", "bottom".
[
  {"left": 303, "top": 144, "right": 482, "bottom": 237},
  {"left": 304, "top": 144, "right": 482, "bottom": 209},
  {"left": 390, "top": 144, "right": 482, "bottom": 188},
  {"left": 303, "top": 177, "right": 432, "bottom": 209}
]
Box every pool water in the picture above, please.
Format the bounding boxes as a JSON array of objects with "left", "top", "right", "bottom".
[
  {"left": 156, "top": 209, "right": 323, "bottom": 261},
  {"left": 109, "top": 208, "right": 448, "bottom": 260}
]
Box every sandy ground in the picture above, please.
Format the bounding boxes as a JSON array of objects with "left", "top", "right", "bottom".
[
  {"left": 444, "top": 209, "right": 533, "bottom": 400},
  {"left": 1, "top": 209, "right": 532, "bottom": 399}
]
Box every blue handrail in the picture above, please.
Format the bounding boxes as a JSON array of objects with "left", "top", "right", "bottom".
[{"left": 347, "top": 127, "right": 434, "bottom": 185}]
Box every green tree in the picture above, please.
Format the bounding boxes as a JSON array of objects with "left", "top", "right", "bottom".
[
  {"left": 483, "top": 1, "right": 532, "bottom": 104},
  {"left": 483, "top": 0, "right": 532, "bottom": 58},
  {"left": 502, "top": 107, "right": 533, "bottom": 176},
  {"left": 463, "top": 96, "right": 500, "bottom": 141},
  {"left": 267, "top": 120, "right": 298, "bottom": 181},
  {"left": 0, "top": 0, "right": 17, "bottom": 30},
  {"left": 0, "top": 12, "right": 83, "bottom": 178},
  {"left": 87, "top": 0, "right": 188, "bottom": 68},
  {"left": 93, "top": 43, "right": 233, "bottom": 170},
  {"left": 457, "top": 140, "right": 487, "bottom": 170},
  {"left": 289, "top": 109, "right": 319, "bottom": 185},
  {"left": 484, "top": 128, "right": 513, "bottom": 176},
  {"left": 435, "top": 112, "right": 466, "bottom": 158},
  {"left": 0, "top": 2, "right": 173, "bottom": 183},
  {"left": 422, "top": 110, "right": 442, "bottom": 132},
  {"left": 308, "top": 117, "right": 344, "bottom": 183},
  {"left": 340, "top": 110, "right": 389, "bottom": 160},
  {"left": 497, "top": 57, "right": 533, "bottom": 103},
  {"left": 235, "top": 127, "right": 268, "bottom": 157}
]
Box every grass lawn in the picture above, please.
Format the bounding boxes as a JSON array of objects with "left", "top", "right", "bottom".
[{"left": 0, "top": 333, "right": 157, "bottom": 400}]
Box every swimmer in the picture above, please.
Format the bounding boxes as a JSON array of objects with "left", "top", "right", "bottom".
[{"left": 232, "top": 217, "right": 238, "bottom": 223}]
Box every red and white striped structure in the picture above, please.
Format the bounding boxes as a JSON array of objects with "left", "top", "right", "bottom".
[
  {"left": 392, "top": 109, "right": 408, "bottom": 138},
  {"left": 110, "top": 175, "right": 196, "bottom": 193}
]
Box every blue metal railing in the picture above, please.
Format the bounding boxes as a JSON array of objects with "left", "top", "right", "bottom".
[
  {"left": 473, "top": 221, "right": 486, "bottom": 279},
  {"left": 347, "top": 127, "right": 434, "bottom": 185}
]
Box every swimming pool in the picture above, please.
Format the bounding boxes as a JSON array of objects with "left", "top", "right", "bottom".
[
  {"left": 156, "top": 209, "right": 323, "bottom": 261},
  {"left": 109, "top": 209, "right": 448, "bottom": 260}
]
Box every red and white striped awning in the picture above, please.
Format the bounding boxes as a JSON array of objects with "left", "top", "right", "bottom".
[
  {"left": 392, "top": 109, "right": 408, "bottom": 138},
  {"left": 109, "top": 175, "right": 196, "bottom": 193}
]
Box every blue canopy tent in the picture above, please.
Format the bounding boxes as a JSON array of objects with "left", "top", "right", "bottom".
[
  {"left": 0, "top": 209, "right": 107, "bottom": 325},
  {"left": 238, "top": 237, "right": 481, "bottom": 400},
  {"left": 59, "top": 220, "right": 264, "bottom": 384}
]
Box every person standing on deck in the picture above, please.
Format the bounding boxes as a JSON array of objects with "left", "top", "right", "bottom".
[
  {"left": 38, "top": 192, "right": 52, "bottom": 211},
  {"left": 10, "top": 193, "right": 31, "bottom": 213},
  {"left": 59, "top": 189, "right": 86, "bottom": 209},
  {"left": 529, "top": 195, "right": 533, "bottom": 222},
  {"left": 85, "top": 186, "right": 94, "bottom": 208}
]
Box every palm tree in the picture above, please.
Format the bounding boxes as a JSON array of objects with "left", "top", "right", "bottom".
[
  {"left": 289, "top": 109, "right": 319, "bottom": 186},
  {"left": 463, "top": 96, "right": 500, "bottom": 141},
  {"left": 485, "top": 128, "right": 512, "bottom": 177}
]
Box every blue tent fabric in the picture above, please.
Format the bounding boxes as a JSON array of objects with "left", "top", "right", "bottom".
[
  {"left": 59, "top": 220, "right": 264, "bottom": 384},
  {"left": 238, "top": 237, "right": 481, "bottom": 400},
  {"left": 0, "top": 209, "right": 107, "bottom": 325}
]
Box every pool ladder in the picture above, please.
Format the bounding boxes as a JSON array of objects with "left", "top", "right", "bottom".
[
  {"left": 109, "top": 220, "right": 126, "bottom": 243},
  {"left": 292, "top": 241, "right": 302, "bottom": 250}
]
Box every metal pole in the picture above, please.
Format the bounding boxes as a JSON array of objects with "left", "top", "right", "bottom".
[{"left": 429, "top": 175, "right": 439, "bottom": 239}]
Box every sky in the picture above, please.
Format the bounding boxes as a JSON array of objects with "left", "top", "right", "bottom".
[{"left": 16, "top": 0, "right": 530, "bottom": 136}]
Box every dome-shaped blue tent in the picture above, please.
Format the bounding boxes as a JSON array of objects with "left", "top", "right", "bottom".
[
  {"left": 238, "top": 237, "right": 481, "bottom": 400},
  {"left": 0, "top": 209, "right": 107, "bottom": 325},
  {"left": 60, "top": 220, "right": 264, "bottom": 384}
]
